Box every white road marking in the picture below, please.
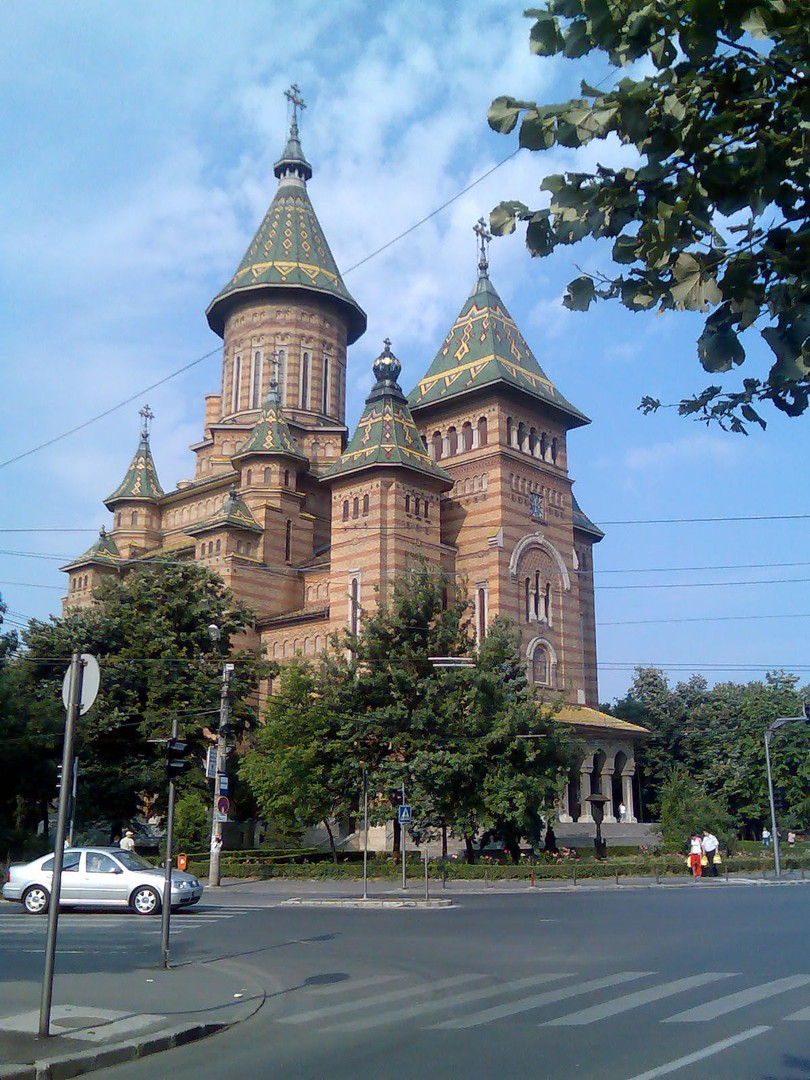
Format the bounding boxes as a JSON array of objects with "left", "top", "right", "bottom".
[
  {"left": 306, "top": 975, "right": 404, "bottom": 996},
  {"left": 279, "top": 974, "right": 488, "bottom": 1025},
  {"left": 626, "top": 1025, "right": 770, "bottom": 1079},
  {"left": 338, "top": 972, "right": 575, "bottom": 1032},
  {"left": 435, "top": 971, "right": 651, "bottom": 1030},
  {"left": 545, "top": 973, "right": 736, "bottom": 1026},
  {"left": 663, "top": 974, "right": 810, "bottom": 1022}
]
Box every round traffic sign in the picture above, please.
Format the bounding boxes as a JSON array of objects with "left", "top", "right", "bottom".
[
  {"left": 217, "top": 796, "right": 230, "bottom": 814},
  {"left": 62, "top": 654, "right": 101, "bottom": 716}
]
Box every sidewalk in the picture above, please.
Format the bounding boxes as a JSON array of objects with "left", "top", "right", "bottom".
[{"left": 0, "top": 948, "right": 263, "bottom": 1080}]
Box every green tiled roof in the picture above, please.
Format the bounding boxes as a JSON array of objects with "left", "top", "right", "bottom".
[
  {"left": 323, "top": 342, "right": 452, "bottom": 486},
  {"left": 186, "top": 486, "right": 263, "bottom": 536},
  {"left": 572, "top": 494, "right": 605, "bottom": 541},
  {"left": 206, "top": 119, "right": 366, "bottom": 343},
  {"left": 104, "top": 433, "right": 164, "bottom": 507},
  {"left": 61, "top": 528, "right": 121, "bottom": 572},
  {"left": 233, "top": 386, "right": 307, "bottom": 463},
  {"left": 408, "top": 270, "right": 589, "bottom": 427}
]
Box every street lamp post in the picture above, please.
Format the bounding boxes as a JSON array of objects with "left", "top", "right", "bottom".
[
  {"left": 585, "top": 792, "right": 609, "bottom": 860},
  {"left": 765, "top": 702, "right": 810, "bottom": 878}
]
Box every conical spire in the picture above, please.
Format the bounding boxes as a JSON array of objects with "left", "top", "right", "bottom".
[
  {"left": 408, "top": 223, "right": 589, "bottom": 428},
  {"left": 323, "top": 341, "right": 452, "bottom": 484},
  {"left": 186, "top": 485, "right": 263, "bottom": 537},
  {"left": 206, "top": 85, "right": 366, "bottom": 343},
  {"left": 104, "top": 406, "right": 164, "bottom": 507},
  {"left": 571, "top": 494, "right": 605, "bottom": 541},
  {"left": 233, "top": 362, "right": 308, "bottom": 463}
]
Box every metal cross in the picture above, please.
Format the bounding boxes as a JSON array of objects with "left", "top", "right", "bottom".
[
  {"left": 285, "top": 84, "right": 306, "bottom": 131},
  {"left": 474, "top": 217, "right": 492, "bottom": 273},
  {"left": 139, "top": 403, "right": 154, "bottom": 437}
]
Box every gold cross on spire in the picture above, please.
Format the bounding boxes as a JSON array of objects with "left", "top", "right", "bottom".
[
  {"left": 285, "top": 83, "right": 306, "bottom": 132},
  {"left": 474, "top": 217, "right": 492, "bottom": 275},
  {"left": 139, "top": 403, "right": 154, "bottom": 438}
]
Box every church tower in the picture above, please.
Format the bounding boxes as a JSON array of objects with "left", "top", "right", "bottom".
[{"left": 408, "top": 221, "right": 603, "bottom": 706}]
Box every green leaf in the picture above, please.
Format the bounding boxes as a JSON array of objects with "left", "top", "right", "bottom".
[
  {"left": 489, "top": 200, "right": 529, "bottom": 237},
  {"left": 528, "top": 11, "right": 564, "bottom": 56},
  {"left": 563, "top": 275, "right": 596, "bottom": 311},
  {"left": 519, "top": 112, "right": 557, "bottom": 150},
  {"left": 698, "top": 323, "right": 745, "bottom": 373},
  {"left": 563, "top": 19, "right": 592, "bottom": 58},
  {"left": 488, "top": 96, "right": 524, "bottom": 135},
  {"left": 525, "top": 212, "right": 555, "bottom": 257},
  {"left": 612, "top": 234, "right": 639, "bottom": 264}
]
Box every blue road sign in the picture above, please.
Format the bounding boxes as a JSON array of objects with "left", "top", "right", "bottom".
[{"left": 398, "top": 805, "right": 412, "bottom": 824}]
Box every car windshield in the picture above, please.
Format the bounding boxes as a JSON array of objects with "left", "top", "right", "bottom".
[{"left": 114, "top": 851, "right": 155, "bottom": 871}]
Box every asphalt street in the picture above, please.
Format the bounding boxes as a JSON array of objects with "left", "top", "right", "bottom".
[{"left": 4, "top": 880, "right": 810, "bottom": 1079}]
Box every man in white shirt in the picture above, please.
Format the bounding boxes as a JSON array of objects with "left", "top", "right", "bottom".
[
  {"left": 119, "top": 830, "right": 135, "bottom": 852},
  {"left": 702, "top": 829, "right": 719, "bottom": 877}
]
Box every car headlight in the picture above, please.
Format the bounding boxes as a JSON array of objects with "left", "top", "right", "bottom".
[{"left": 174, "top": 879, "right": 190, "bottom": 890}]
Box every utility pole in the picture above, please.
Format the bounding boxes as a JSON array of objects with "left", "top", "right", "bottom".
[{"left": 208, "top": 660, "right": 233, "bottom": 887}]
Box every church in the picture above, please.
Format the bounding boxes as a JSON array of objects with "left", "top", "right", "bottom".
[{"left": 61, "top": 88, "right": 645, "bottom": 829}]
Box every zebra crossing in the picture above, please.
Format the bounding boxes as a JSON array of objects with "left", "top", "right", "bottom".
[
  {"left": 272, "top": 967, "right": 810, "bottom": 1034},
  {"left": 0, "top": 902, "right": 267, "bottom": 936}
]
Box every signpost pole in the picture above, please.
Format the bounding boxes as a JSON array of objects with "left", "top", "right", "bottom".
[
  {"left": 401, "top": 781, "right": 407, "bottom": 891},
  {"left": 208, "top": 662, "right": 232, "bottom": 888},
  {"left": 39, "top": 653, "right": 84, "bottom": 1038},
  {"left": 424, "top": 847, "right": 429, "bottom": 902},
  {"left": 160, "top": 715, "right": 179, "bottom": 970},
  {"left": 362, "top": 767, "right": 369, "bottom": 901}
]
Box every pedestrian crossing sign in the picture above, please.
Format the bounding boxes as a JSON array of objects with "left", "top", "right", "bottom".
[{"left": 398, "top": 805, "right": 412, "bottom": 824}]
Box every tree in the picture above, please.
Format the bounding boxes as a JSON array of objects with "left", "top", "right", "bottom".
[
  {"left": 658, "top": 765, "right": 736, "bottom": 853},
  {"left": 488, "top": 1, "right": 810, "bottom": 431},
  {"left": 240, "top": 564, "right": 573, "bottom": 862},
  {"left": 611, "top": 666, "right": 810, "bottom": 836},
  {"left": 12, "top": 564, "right": 268, "bottom": 835}
]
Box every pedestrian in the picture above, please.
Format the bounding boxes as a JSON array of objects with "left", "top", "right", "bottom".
[
  {"left": 788, "top": 830, "right": 796, "bottom": 847},
  {"left": 762, "top": 827, "right": 771, "bottom": 848},
  {"left": 688, "top": 834, "right": 704, "bottom": 878},
  {"left": 544, "top": 823, "right": 558, "bottom": 856},
  {"left": 119, "top": 830, "right": 135, "bottom": 852},
  {"left": 702, "top": 829, "right": 720, "bottom": 878},
  {"left": 618, "top": 802, "right": 627, "bottom": 823}
]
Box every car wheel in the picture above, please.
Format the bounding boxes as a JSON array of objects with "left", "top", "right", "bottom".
[
  {"left": 130, "top": 886, "right": 161, "bottom": 916},
  {"left": 22, "top": 885, "right": 50, "bottom": 915}
]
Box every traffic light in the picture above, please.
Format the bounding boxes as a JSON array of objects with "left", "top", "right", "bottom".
[{"left": 165, "top": 738, "right": 192, "bottom": 778}]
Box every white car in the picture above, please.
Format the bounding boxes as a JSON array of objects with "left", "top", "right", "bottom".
[{"left": 2, "top": 847, "right": 203, "bottom": 915}]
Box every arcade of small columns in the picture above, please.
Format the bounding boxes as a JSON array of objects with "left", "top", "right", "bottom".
[{"left": 557, "top": 744, "right": 638, "bottom": 825}]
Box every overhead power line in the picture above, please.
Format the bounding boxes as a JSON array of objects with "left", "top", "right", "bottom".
[{"left": 600, "top": 613, "right": 810, "bottom": 626}]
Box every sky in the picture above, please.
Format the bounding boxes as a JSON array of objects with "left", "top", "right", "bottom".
[{"left": 1, "top": 0, "right": 808, "bottom": 706}]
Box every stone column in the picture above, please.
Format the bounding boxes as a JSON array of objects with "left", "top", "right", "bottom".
[
  {"left": 602, "top": 757, "right": 617, "bottom": 823},
  {"left": 557, "top": 779, "right": 573, "bottom": 824},
  {"left": 579, "top": 763, "right": 593, "bottom": 823},
  {"left": 622, "top": 770, "right": 637, "bottom": 823}
]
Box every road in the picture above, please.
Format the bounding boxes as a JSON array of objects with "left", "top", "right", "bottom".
[{"left": 4, "top": 882, "right": 810, "bottom": 1078}]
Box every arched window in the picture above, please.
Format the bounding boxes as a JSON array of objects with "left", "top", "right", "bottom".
[
  {"left": 525, "top": 577, "right": 531, "bottom": 622},
  {"left": 517, "top": 422, "right": 526, "bottom": 451},
  {"left": 350, "top": 577, "right": 360, "bottom": 635},
  {"left": 506, "top": 417, "right": 514, "bottom": 447},
  {"left": 342, "top": 499, "right": 349, "bottom": 522},
  {"left": 232, "top": 354, "right": 242, "bottom": 412},
  {"left": 236, "top": 540, "right": 243, "bottom": 554},
  {"left": 284, "top": 469, "right": 290, "bottom": 486},
  {"left": 264, "top": 467, "right": 271, "bottom": 483},
  {"left": 478, "top": 416, "right": 488, "bottom": 446},
  {"left": 285, "top": 519, "right": 292, "bottom": 562},
  {"left": 529, "top": 428, "right": 537, "bottom": 456},
  {"left": 532, "top": 648, "right": 549, "bottom": 686},
  {"left": 477, "top": 587, "right": 487, "bottom": 642},
  {"left": 131, "top": 511, "right": 139, "bottom": 526},
  {"left": 551, "top": 437, "right": 558, "bottom": 464},
  {"left": 544, "top": 583, "right": 552, "bottom": 623},
  {"left": 215, "top": 539, "right": 221, "bottom": 553},
  {"left": 363, "top": 493, "right": 369, "bottom": 515},
  {"left": 208, "top": 541, "right": 214, "bottom": 556},
  {"left": 246, "top": 469, "right": 252, "bottom": 485},
  {"left": 322, "top": 354, "right": 330, "bottom": 415},
  {"left": 405, "top": 494, "right": 411, "bottom": 514},
  {"left": 300, "top": 350, "right": 310, "bottom": 408},
  {"left": 534, "top": 570, "right": 541, "bottom": 620},
  {"left": 352, "top": 497, "right": 359, "bottom": 519},
  {"left": 432, "top": 431, "right": 443, "bottom": 459},
  {"left": 462, "top": 422, "right": 473, "bottom": 451},
  {"left": 423, "top": 498, "right": 430, "bottom": 520},
  {"left": 277, "top": 348, "right": 286, "bottom": 401},
  {"left": 251, "top": 350, "right": 262, "bottom": 408},
  {"left": 540, "top": 432, "right": 548, "bottom": 460},
  {"left": 448, "top": 426, "right": 458, "bottom": 455}
]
